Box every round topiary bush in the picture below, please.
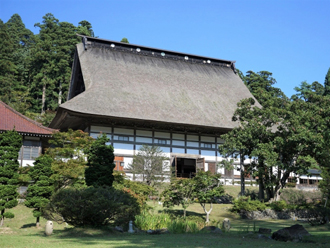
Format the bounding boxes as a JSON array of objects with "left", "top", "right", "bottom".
[{"left": 43, "top": 186, "right": 141, "bottom": 227}]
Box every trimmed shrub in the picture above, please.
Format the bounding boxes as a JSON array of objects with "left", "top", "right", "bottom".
[
  {"left": 43, "top": 187, "right": 140, "bottom": 227},
  {"left": 270, "top": 200, "right": 287, "bottom": 211},
  {"left": 231, "top": 197, "right": 267, "bottom": 213}
]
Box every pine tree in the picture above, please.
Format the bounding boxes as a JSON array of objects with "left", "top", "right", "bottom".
[
  {"left": 25, "top": 155, "right": 54, "bottom": 227},
  {"left": 0, "top": 130, "right": 22, "bottom": 226},
  {"left": 85, "top": 134, "right": 116, "bottom": 188}
]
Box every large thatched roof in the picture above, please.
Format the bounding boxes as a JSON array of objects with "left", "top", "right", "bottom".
[{"left": 50, "top": 36, "right": 258, "bottom": 134}]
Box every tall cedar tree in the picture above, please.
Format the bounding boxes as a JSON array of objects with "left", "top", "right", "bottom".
[
  {"left": 0, "top": 20, "right": 17, "bottom": 106},
  {"left": 128, "top": 145, "right": 169, "bottom": 186},
  {"left": 1, "top": 14, "right": 34, "bottom": 113},
  {"left": 25, "top": 155, "right": 54, "bottom": 227},
  {"left": 85, "top": 134, "right": 116, "bottom": 187},
  {"left": 0, "top": 130, "right": 22, "bottom": 226},
  {"left": 29, "top": 13, "right": 94, "bottom": 113},
  {"left": 323, "top": 68, "right": 330, "bottom": 96},
  {"left": 46, "top": 129, "right": 94, "bottom": 190},
  {"left": 1, "top": 14, "right": 94, "bottom": 120}
]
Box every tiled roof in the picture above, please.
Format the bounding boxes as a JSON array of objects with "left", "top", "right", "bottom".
[{"left": 0, "top": 101, "right": 55, "bottom": 136}]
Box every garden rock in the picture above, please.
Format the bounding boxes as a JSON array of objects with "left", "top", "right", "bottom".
[
  {"left": 258, "top": 228, "right": 271, "bottom": 234},
  {"left": 257, "top": 234, "right": 271, "bottom": 240},
  {"left": 147, "top": 228, "right": 169, "bottom": 234},
  {"left": 271, "top": 224, "right": 310, "bottom": 242},
  {"left": 201, "top": 226, "right": 222, "bottom": 234},
  {"left": 115, "top": 226, "right": 123, "bottom": 232}
]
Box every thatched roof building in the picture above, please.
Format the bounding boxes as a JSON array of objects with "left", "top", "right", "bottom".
[{"left": 50, "top": 36, "right": 257, "bottom": 134}]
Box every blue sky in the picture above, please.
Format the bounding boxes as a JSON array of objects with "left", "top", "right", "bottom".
[{"left": 1, "top": 0, "right": 329, "bottom": 98}]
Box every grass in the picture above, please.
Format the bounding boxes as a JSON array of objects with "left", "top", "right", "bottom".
[{"left": 1, "top": 203, "right": 330, "bottom": 248}]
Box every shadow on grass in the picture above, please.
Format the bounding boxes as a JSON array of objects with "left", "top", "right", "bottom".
[
  {"left": 22, "top": 220, "right": 330, "bottom": 248},
  {"left": 27, "top": 228, "right": 235, "bottom": 248},
  {"left": 158, "top": 209, "right": 205, "bottom": 219},
  {"left": 20, "top": 223, "right": 36, "bottom": 229}
]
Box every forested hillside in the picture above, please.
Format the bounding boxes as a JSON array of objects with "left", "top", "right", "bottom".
[{"left": 0, "top": 13, "right": 94, "bottom": 125}]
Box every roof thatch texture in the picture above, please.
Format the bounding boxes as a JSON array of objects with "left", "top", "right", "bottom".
[{"left": 53, "top": 37, "right": 258, "bottom": 131}]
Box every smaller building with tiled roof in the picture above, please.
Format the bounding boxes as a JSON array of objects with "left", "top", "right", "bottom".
[{"left": 0, "top": 101, "right": 56, "bottom": 167}]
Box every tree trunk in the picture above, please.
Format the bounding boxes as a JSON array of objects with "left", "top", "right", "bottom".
[
  {"left": 200, "top": 202, "right": 213, "bottom": 223},
  {"left": 58, "top": 81, "right": 62, "bottom": 105},
  {"left": 36, "top": 216, "right": 40, "bottom": 227},
  {"left": 240, "top": 152, "right": 245, "bottom": 196},
  {"left": 258, "top": 177, "right": 264, "bottom": 201},
  {"left": 0, "top": 209, "right": 4, "bottom": 227},
  {"left": 41, "top": 83, "right": 46, "bottom": 114},
  {"left": 183, "top": 209, "right": 186, "bottom": 218}
]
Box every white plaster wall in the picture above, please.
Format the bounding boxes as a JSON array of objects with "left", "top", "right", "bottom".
[{"left": 21, "top": 160, "right": 35, "bottom": 167}]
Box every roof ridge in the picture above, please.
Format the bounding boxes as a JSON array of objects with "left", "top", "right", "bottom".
[
  {"left": 0, "top": 101, "right": 55, "bottom": 133},
  {"left": 78, "top": 35, "right": 236, "bottom": 68}
]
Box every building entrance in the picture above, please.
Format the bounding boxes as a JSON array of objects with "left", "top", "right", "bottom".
[{"left": 171, "top": 156, "right": 205, "bottom": 178}]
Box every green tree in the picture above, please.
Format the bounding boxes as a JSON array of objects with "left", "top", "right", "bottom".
[
  {"left": 25, "top": 155, "right": 54, "bottom": 227},
  {"left": 220, "top": 96, "right": 320, "bottom": 201},
  {"left": 323, "top": 68, "right": 330, "bottom": 96},
  {"left": 46, "top": 129, "right": 94, "bottom": 190},
  {"left": 120, "top": 37, "right": 129, "bottom": 43},
  {"left": 161, "top": 178, "right": 195, "bottom": 217},
  {"left": 242, "top": 70, "right": 288, "bottom": 108},
  {"left": 292, "top": 81, "right": 324, "bottom": 101},
  {"left": 0, "top": 20, "right": 17, "bottom": 105},
  {"left": 44, "top": 187, "right": 140, "bottom": 227},
  {"left": 0, "top": 130, "right": 22, "bottom": 226},
  {"left": 128, "top": 145, "right": 169, "bottom": 186},
  {"left": 2, "top": 14, "right": 35, "bottom": 113},
  {"left": 85, "top": 134, "right": 115, "bottom": 188},
  {"left": 30, "top": 13, "right": 94, "bottom": 113},
  {"left": 77, "top": 20, "right": 94, "bottom": 36},
  {"left": 192, "top": 171, "right": 224, "bottom": 223}
]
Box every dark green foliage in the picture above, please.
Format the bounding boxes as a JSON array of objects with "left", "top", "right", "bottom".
[
  {"left": 44, "top": 187, "right": 140, "bottom": 227},
  {"left": 120, "top": 37, "right": 129, "bottom": 43},
  {"left": 323, "top": 68, "right": 330, "bottom": 96},
  {"left": 46, "top": 129, "right": 94, "bottom": 190},
  {"left": 25, "top": 155, "right": 54, "bottom": 226},
  {"left": 0, "top": 13, "right": 94, "bottom": 116},
  {"left": 77, "top": 20, "right": 94, "bottom": 36},
  {"left": 128, "top": 145, "right": 169, "bottom": 186},
  {"left": 280, "top": 189, "right": 322, "bottom": 209},
  {"left": 193, "top": 171, "right": 224, "bottom": 222},
  {"left": 243, "top": 70, "right": 288, "bottom": 107},
  {"left": 220, "top": 71, "right": 323, "bottom": 202},
  {"left": 2, "top": 212, "right": 15, "bottom": 219},
  {"left": 231, "top": 197, "right": 267, "bottom": 213},
  {"left": 30, "top": 13, "right": 80, "bottom": 113},
  {"left": 113, "top": 172, "right": 156, "bottom": 197},
  {"left": 269, "top": 200, "right": 287, "bottom": 212},
  {"left": 161, "top": 178, "right": 195, "bottom": 217},
  {"left": 319, "top": 167, "right": 330, "bottom": 207},
  {"left": 0, "top": 130, "right": 22, "bottom": 226},
  {"left": 113, "top": 171, "right": 156, "bottom": 209},
  {"left": 85, "top": 134, "right": 115, "bottom": 188}
]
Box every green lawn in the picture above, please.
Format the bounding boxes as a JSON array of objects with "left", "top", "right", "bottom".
[{"left": 1, "top": 203, "right": 329, "bottom": 248}]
